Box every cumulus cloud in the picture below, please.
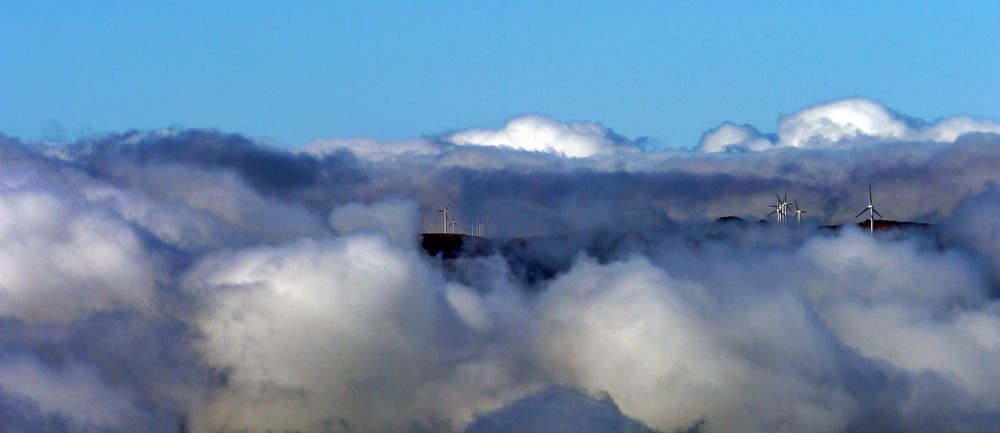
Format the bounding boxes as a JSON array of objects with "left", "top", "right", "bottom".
[
  {"left": 697, "top": 122, "right": 774, "bottom": 152},
  {"left": 699, "top": 96, "right": 1000, "bottom": 152},
  {"left": 528, "top": 228, "right": 1000, "bottom": 433},
  {"left": 923, "top": 116, "right": 1000, "bottom": 143},
  {"left": 0, "top": 179, "right": 156, "bottom": 323},
  {"left": 778, "top": 97, "right": 911, "bottom": 148},
  {"left": 534, "top": 255, "right": 869, "bottom": 433},
  {"left": 447, "top": 115, "right": 635, "bottom": 158},
  {"left": 183, "top": 234, "right": 537, "bottom": 432},
  {"left": 184, "top": 234, "right": 443, "bottom": 432}
]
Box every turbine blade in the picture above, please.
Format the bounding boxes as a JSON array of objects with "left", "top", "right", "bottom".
[
  {"left": 794, "top": 199, "right": 799, "bottom": 210},
  {"left": 873, "top": 209, "right": 884, "bottom": 218},
  {"left": 855, "top": 209, "right": 868, "bottom": 218},
  {"left": 766, "top": 210, "right": 777, "bottom": 217},
  {"left": 869, "top": 185, "right": 872, "bottom": 203},
  {"left": 783, "top": 190, "right": 788, "bottom": 201}
]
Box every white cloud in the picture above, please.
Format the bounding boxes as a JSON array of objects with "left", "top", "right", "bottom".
[
  {"left": 0, "top": 187, "right": 156, "bottom": 323},
  {"left": 0, "top": 354, "right": 141, "bottom": 428},
  {"left": 794, "top": 231, "right": 1000, "bottom": 408},
  {"left": 184, "top": 234, "right": 535, "bottom": 433},
  {"left": 184, "top": 234, "right": 442, "bottom": 432},
  {"left": 699, "top": 97, "right": 1000, "bottom": 152},
  {"left": 797, "top": 228, "right": 985, "bottom": 307},
  {"left": 447, "top": 115, "right": 633, "bottom": 158},
  {"left": 697, "top": 122, "right": 774, "bottom": 152},
  {"left": 921, "top": 116, "right": 1000, "bottom": 142},
  {"left": 534, "top": 255, "right": 861, "bottom": 433},
  {"left": 777, "top": 97, "right": 910, "bottom": 148}
]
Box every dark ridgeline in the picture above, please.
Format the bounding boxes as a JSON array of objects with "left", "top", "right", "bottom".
[
  {"left": 421, "top": 231, "right": 657, "bottom": 287},
  {"left": 420, "top": 233, "right": 495, "bottom": 259},
  {"left": 422, "top": 217, "right": 936, "bottom": 258},
  {"left": 421, "top": 216, "right": 939, "bottom": 287},
  {"left": 820, "top": 219, "right": 935, "bottom": 233}
]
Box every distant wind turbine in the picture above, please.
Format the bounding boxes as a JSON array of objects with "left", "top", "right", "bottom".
[
  {"left": 449, "top": 216, "right": 458, "bottom": 235},
  {"left": 767, "top": 191, "right": 790, "bottom": 225},
  {"left": 793, "top": 199, "right": 807, "bottom": 228},
  {"left": 436, "top": 204, "right": 449, "bottom": 234},
  {"left": 779, "top": 191, "right": 790, "bottom": 225},
  {"left": 855, "top": 184, "right": 883, "bottom": 237}
]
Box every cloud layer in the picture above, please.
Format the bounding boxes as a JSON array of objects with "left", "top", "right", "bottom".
[{"left": 1, "top": 97, "right": 1000, "bottom": 433}]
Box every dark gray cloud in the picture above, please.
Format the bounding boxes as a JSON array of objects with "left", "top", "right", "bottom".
[
  {"left": 71, "top": 129, "right": 366, "bottom": 197},
  {"left": 1, "top": 98, "right": 1000, "bottom": 433}
]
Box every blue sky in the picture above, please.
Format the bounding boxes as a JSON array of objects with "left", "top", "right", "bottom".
[{"left": 2, "top": 1, "right": 999, "bottom": 149}]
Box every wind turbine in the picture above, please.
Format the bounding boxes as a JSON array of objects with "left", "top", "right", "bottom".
[
  {"left": 436, "top": 204, "right": 449, "bottom": 234},
  {"left": 449, "top": 216, "right": 458, "bottom": 234},
  {"left": 766, "top": 191, "right": 790, "bottom": 225},
  {"left": 767, "top": 198, "right": 782, "bottom": 224},
  {"left": 779, "top": 191, "right": 791, "bottom": 225},
  {"left": 793, "top": 199, "right": 807, "bottom": 229},
  {"left": 855, "top": 184, "right": 883, "bottom": 237}
]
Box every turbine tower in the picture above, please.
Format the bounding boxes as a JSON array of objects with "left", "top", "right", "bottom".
[
  {"left": 793, "top": 199, "right": 807, "bottom": 229},
  {"left": 779, "top": 191, "right": 790, "bottom": 225},
  {"left": 436, "top": 204, "right": 449, "bottom": 234},
  {"left": 855, "top": 184, "right": 883, "bottom": 237}
]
